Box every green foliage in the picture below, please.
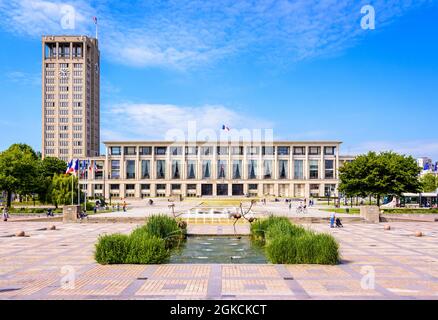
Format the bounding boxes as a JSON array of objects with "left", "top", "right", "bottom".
[
  {"left": 124, "top": 234, "right": 169, "bottom": 264},
  {"left": 420, "top": 173, "right": 438, "bottom": 193},
  {"left": 94, "top": 216, "right": 185, "bottom": 265},
  {"left": 50, "top": 173, "right": 79, "bottom": 207},
  {"left": 251, "top": 216, "right": 340, "bottom": 265},
  {"left": 0, "top": 144, "right": 39, "bottom": 207},
  {"left": 143, "top": 215, "right": 185, "bottom": 248},
  {"left": 94, "top": 234, "right": 130, "bottom": 264},
  {"left": 339, "top": 151, "right": 422, "bottom": 205}
]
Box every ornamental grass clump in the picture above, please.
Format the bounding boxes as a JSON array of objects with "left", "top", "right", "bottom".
[
  {"left": 94, "top": 215, "right": 187, "bottom": 265},
  {"left": 251, "top": 216, "right": 340, "bottom": 265},
  {"left": 94, "top": 233, "right": 130, "bottom": 264}
]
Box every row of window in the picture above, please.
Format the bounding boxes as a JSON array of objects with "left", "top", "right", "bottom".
[
  {"left": 84, "top": 183, "right": 337, "bottom": 198},
  {"left": 45, "top": 148, "right": 83, "bottom": 155},
  {"left": 45, "top": 86, "right": 83, "bottom": 92},
  {"left": 45, "top": 94, "right": 83, "bottom": 100},
  {"left": 45, "top": 117, "right": 83, "bottom": 123},
  {"left": 109, "top": 146, "right": 337, "bottom": 156},
  {"left": 45, "top": 125, "right": 83, "bottom": 131},
  {"left": 108, "top": 159, "right": 335, "bottom": 180},
  {"left": 45, "top": 102, "right": 83, "bottom": 108}
]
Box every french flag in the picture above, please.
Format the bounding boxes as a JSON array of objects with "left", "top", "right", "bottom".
[
  {"left": 222, "top": 124, "right": 230, "bottom": 131},
  {"left": 66, "top": 159, "right": 79, "bottom": 174}
]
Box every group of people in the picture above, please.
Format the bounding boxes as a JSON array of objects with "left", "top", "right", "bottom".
[{"left": 330, "top": 212, "right": 343, "bottom": 228}]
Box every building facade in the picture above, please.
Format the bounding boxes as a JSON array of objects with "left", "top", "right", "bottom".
[
  {"left": 80, "top": 141, "right": 354, "bottom": 200},
  {"left": 42, "top": 35, "right": 100, "bottom": 161}
]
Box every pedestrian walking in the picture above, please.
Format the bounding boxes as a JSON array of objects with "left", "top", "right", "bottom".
[{"left": 330, "top": 212, "right": 335, "bottom": 228}]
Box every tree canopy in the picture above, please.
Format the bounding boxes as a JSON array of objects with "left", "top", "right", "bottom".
[
  {"left": 339, "top": 151, "right": 422, "bottom": 206},
  {"left": 420, "top": 173, "right": 438, "bottom": 193},
  {"left": 0, "top": 144, "right": 39, "bottom": 207},
  {"left": 0, "top": 144, "right": 68, "bottom": 207}
]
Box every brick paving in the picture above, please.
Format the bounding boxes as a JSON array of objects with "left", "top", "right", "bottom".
[{"left": 0, "top": 221, "right": 437, "bottom": 299}]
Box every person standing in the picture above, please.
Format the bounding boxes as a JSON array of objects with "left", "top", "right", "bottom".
[
  {"left": 2, "top": 207, "right": 10, "bottom": 221},
  {"left": 330, "top": 212, "right": 335, "bottom": 228}
]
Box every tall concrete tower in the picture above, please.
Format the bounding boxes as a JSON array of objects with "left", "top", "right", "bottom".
[{"left": 41, "top": 35, "right": 100, "bottom": 161}]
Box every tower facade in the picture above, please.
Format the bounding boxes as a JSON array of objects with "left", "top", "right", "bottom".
[{"left": 42, "top": 35, "right": 100, "bottom": 161}]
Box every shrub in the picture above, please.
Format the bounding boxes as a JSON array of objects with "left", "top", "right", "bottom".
[
  {"left": 254, "top": 215, "right": 340, "bottom": 265},
  {"left": 125, "top": 234, "right": 169, "bottom": 264},
  {"left": 94, "top": 233, "right": 129, "bottom": 264},
  {"left": 143, "top": 215, "right": 184, "bottom": 248},
  {"left": 266, "top": 231, "right": 339, "bottom": 265},
  {"left": 265, "top": 234, "right": 298, "bottom": 263}
]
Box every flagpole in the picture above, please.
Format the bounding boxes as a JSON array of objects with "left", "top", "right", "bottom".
[
  {"left": 77, "top": 160, "right": 80, "bottom": 206},
  {"left": 71, "top": 174, "right": 74, "bottom": 205}
]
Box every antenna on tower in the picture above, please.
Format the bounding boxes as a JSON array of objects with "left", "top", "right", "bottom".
[{"left": 93, "top": 16, "right": 98, "bottom": 39}]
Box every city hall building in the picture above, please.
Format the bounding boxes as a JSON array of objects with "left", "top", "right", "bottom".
[{"left": 80, "top": 141, "right": 353, "bottom": 200}]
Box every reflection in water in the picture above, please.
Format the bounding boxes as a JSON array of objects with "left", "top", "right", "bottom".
[{"left": 169, "top": 236, "right": 267, "bottom": 264}]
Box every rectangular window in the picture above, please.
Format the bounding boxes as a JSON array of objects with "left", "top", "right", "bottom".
[
  {"left": 309, "top": 160, "right": 319, "bottom": 179},
  {"left": 124, "top": 146, "right": 136, "bottom": 156},
  {"left": 246, "top": 146, "right": 259, "bottom": 155},
  {"left": 277, "top": 146, "right": 290, "bottom": 156},
  {"left": 324, "top": 184, "right": 336, "bottom": 197},
  {"left": 170, "top": 147, "right": 182, "bottom": 156},
  {"left": 278, "top": 160, "right": 288, "bottom": 179},
  {"left": 110, "top": 184, "right": 120, "bottom": 190},
  {"left": 324, "top": 146, "right": 336, "bottom": 155},
  {"left": 309, "top": 146, "right": 321, "bottom": 155},
  {"left": 141, "top": 184, "right": 150, "bottom": 190},
  {"left": 156, "top": 184, "right": 166, "bottom": 190},
  {"left": 262, "top": 146, "right": 275, "bottom": 155},
  {"left": 110, "top": 146, "right": 121, "bottom": 155},
  {"left": 187, "top": 160, "right": 196, "bottom": 179},
  {"left": 247, "top": 160, "right": 258, "bottom": 179},
  {"left": 325, "top": 160, "right": 334, "bottom": 179},
  {"left": 185, "top": 146, "right": 198, "bottom": 155},
  {"left": 126, "top": 160, "right": 135, "bottom": 179},
  {"left": 171, "top": 184, "right": 181, "bottom": 190},
  {"left": 139, "top": 147, "right": 152, "bottom": 155},
  {"left": 263, "top": 160, "right": 273, "bottom": 179},
  {"left": 155, "top": 147, "right": 167, "bottom": 155},
  {"left": 141, "top": 160, "right": 150, "bottom": 179},
  {"left": 217, "top": 146, "right": 229, "bottom": 156},
  {"left": 231, "top": 146, "right": 244, "bottom": 155},
  {"left": 217, "top": 160, "right": 227, "bottom": 179},
  {"left": 293, "top": 147, "right": 305, "bottom": 155},
  {"left": 111, "top": 160, "right": 120, "bottom": 179},
  {"left": 201, "top": 146, "right": 213, "bottom": 155},
  {"left": 294, "top": 160, "right": 304, "bottom": 179},
  {"left": 156, "top": 160, "right": 166, "bottom": 179},
  {"left": 232, "top": 160, "right": 242, "bottom": 179},
  {"left": 202, "top": 160, "right": 211, "bottom": 179},
  {"left": 171, "top": 160, "right": 181, "bottom": 179}
]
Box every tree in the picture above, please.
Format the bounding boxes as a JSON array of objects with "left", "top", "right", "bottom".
[
  {"left": 339, "top": 151, "right": 422, "bottom": 206},
  {"left": 420, "top": 173, "right": 438, "bottom": 193},
  {"left": 36, "top": 157, "right": 67, "bottom": 203},
  {"left": 50, "top": 173, "right": 78, "bottom": 208},
  {"left": 0, "top": 144, "right": 39, "bottom": 207}
]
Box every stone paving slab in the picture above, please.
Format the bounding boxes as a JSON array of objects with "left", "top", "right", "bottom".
[{"left": 0, "top": 221, "right": 437, "bottom": 299}]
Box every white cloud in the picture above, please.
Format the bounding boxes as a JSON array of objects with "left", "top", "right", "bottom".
[
  {"left": 101, "top": 103, "right": 274, "bottom": 142},
  {"left": 0, "top": 0, "right": 431, "bottom": 69},
  {"left": 5, "top": 71, "right": 41, "bottom": 86}
]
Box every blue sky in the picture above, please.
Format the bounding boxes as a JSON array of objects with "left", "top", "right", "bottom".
[{"left": 0, "top": 0, "right": 437, "bottom": 158}]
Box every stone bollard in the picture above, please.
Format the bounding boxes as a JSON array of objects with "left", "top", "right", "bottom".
[
  {"left": 15, "top": 231, "right": 25, "bottom": 237},
  {"left": 384, "top": 225, "right": 391, "bottom": 230},
  {"left": 360, "top": 206, "right": 381, "bottom": 223},
  {"left": 49, "top": 225, "right": 56, "bottom": 230},
  {"left": 415, "top": 231, "right": 423, "bottom": 237}
]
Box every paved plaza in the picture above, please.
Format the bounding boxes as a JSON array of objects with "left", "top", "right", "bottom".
[{"left": 0, "top": 221, "right": 437, "bottom": 299}]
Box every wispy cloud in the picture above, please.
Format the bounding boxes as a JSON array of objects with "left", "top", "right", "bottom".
[
  {"left": 343, "top": 140, "right": 438, "bottom": 159},
  {"left": 101, "top": 102, "right": 273, "bottom": 141},
  {"left": 5, "top": 71, "right": 41, "bottom": 86},
  {"left": 0, "top": 0, "right": 431, "bottom": 69}
]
